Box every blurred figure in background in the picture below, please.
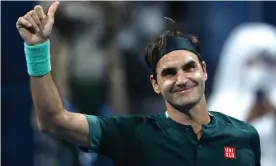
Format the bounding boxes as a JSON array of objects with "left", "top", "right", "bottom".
[
  {"left": 208, "top": 23, "right": 276, "bottom": 166},
  {"left": 48, "top": 1, "right": 129, "bottom": 116},
  {"left": 116, "top": 1, "right": 167, "bottom": 114}
]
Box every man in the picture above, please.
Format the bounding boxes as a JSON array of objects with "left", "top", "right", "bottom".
[{"left": 16, "top": 2, "right": 261, "bottom": 166}]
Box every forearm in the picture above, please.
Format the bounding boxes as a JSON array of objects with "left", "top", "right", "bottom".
[{"left": 31, "top": 74, "right": 66, "bottom": 130}]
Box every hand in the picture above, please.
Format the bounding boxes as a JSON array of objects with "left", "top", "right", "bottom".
[{"left": 16, "top": 1, "right": 60, "bottom": 46}]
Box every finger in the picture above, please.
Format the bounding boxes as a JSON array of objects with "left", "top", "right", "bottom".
[
  {"left": 34, "top": 5, "right": 46, "bottom": 20},
  {"left": 16, "top": 17, "right": 32, "bottom": 29},
  {"left": 29, "top": 10, "right": 41, "bottom": 27},
  {"left": 24, "top": 12, "right": 39, "bottom": 33},
  {"left": 47, "top": 1, "right": 60, "bottom": 22},
  {"left": 18, "top": 27, "right": 31, "bottom": 40}
]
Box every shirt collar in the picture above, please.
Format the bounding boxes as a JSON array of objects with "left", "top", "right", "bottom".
[{"left": 165, "top": 111, "right": 213, "bottom": 118}]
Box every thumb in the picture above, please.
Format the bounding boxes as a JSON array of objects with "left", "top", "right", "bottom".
[{"left": 47, "top": 1, "right": 60, "bottom": 21}]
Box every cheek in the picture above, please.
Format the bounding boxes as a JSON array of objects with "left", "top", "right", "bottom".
[
  {"left": 160, "top": 80, "right": 174, "bottom": 92},
  {"left": 194, "top": 71, "right": 201, "bottom": 78},
  {"left": 193, "top": 71, "right": 205, "bottom": 81}
]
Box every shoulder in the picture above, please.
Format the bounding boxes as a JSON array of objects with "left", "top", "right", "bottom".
[
  {"left": 88, "top": 113, "right": 163, "bottom": 129},
  {"left": 99, "top": 113, "right": 161, "bottom": 122},
  {"left": 210, "top": 111, "right": 259, "bottom": 137}
]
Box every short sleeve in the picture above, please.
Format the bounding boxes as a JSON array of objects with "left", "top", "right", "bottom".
[
  {"left": 250, "top": 127, "right": 261, "bottom": 166},
  {"left": 81, "top": 114, "right": 141, "bottom": 158},
  {"left": 79, "top": 114, "right": 102, "bottom": 153}
]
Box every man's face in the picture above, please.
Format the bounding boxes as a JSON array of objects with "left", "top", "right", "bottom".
[{"left": 150, "top": 50, "right": 208, "bottom": 110}]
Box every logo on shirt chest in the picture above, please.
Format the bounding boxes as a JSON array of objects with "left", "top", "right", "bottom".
[{"left": 224, "top": 146, "right": 236, "bottom": 159}]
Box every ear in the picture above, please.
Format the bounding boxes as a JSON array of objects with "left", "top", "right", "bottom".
[
  {"left": 201, "top": 61, "right": 208, "bottom": 81},
  {"left": 150, "top": 75, "right": 161, "bottom": 94}
]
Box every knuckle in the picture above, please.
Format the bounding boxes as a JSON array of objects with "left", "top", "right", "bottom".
[
  {"left": 17, "top": 17, "right": 22, "bottom": 22},
  {"left": 16, "top": 18, "right": 22, "bottom": 28},
  {"left": 16, "top": 17, "right": 23, "bottom": 26},
  {"left": 29, "top": 10, "right": 34, "bottom": 15},
  {"left": 24, "top": 13, "right": 30, "bottom": 19},
  {"left": 28, "top": 11, "right": 34, "bottom": 18}
]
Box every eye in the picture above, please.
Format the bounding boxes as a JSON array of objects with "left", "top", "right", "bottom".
[{"left": 161, "top": 68, "right": 176, "bottom": 77}]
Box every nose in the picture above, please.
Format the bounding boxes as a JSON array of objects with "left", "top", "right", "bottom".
[{"left": 175, "top": 71, "right": 189, "bottom": 86}]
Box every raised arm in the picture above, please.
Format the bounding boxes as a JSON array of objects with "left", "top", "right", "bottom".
[{"left": 16, "top": 2, "right": 90, "bottom": 148}]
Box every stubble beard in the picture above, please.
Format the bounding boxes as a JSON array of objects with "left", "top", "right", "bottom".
[{"left": 167, "top": 86, "right": 204, "bottom": 114}]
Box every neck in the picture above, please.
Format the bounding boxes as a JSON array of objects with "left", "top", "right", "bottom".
[{"left": 166, "top": 95, "right": 210, "bottom": 133}]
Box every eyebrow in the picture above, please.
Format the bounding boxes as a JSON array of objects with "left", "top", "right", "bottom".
[{"left": 183, "top": 60, "right": 197, "bottom": 68}]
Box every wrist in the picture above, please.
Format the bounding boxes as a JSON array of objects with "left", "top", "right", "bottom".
[
  {"left": 24, "top": 40, "right": 51, "bottom": 76},
  {"left": 24, "top": 40, "right": 49, "bottom": 47}
]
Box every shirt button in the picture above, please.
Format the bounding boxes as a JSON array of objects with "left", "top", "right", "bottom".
[
  {"left": 198, "top": 145, "right": 202, "bottom": 149},
  {"left": 185, "top": 128, "right": 190, "bottom": 132}
]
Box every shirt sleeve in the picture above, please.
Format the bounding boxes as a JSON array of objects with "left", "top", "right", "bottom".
[
  {"left": 79, "top": 114, "right": 102, "bottom": 153},
  {"left": 250, "top": 127, "right": 261, "bottom": 166},
  {"left": 80, "top": 114, "right": 141, "bottom": 157}
]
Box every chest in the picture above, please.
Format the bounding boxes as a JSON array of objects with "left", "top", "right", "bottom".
[{"left": 132, "top": 127, "right": 256, "bottom": 166}]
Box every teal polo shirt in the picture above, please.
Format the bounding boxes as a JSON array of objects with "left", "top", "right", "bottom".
[{"left": 81, "top": 111, "right": 261, "bottom": 166}]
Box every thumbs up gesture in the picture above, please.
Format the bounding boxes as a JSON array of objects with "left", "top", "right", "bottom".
[{"left": 16, "top": 1, "right": 60, "bottom": 46}]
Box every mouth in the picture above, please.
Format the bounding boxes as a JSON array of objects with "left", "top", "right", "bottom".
[{"left": 172, "top": 86, "right": 195, "bottom": 94}]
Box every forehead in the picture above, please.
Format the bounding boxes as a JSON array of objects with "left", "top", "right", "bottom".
[{"left": 157, "top": 50, "right": 199, "bottom": 69}]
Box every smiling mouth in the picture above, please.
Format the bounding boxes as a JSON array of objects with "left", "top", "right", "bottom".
[{"left": 173, "top": 87, "right": 195, "bottom": 94}]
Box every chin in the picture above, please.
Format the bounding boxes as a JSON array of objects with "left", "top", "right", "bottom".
[
  {"left": 178, "top": 96, "right": 199, "bottom": 104},
  {"left": 170, "top": 100, "right": 197, "bottom": 111},
  {"left": 165, "top": 91, "right": 203, "bottom": 109},
  {"left": 173, "top": 96, "right": 201, "bottom": 109}
]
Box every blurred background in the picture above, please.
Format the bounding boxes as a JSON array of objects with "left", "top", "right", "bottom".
[{"left": 2, "top": 1, "right": 276, "bottom": 166}]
